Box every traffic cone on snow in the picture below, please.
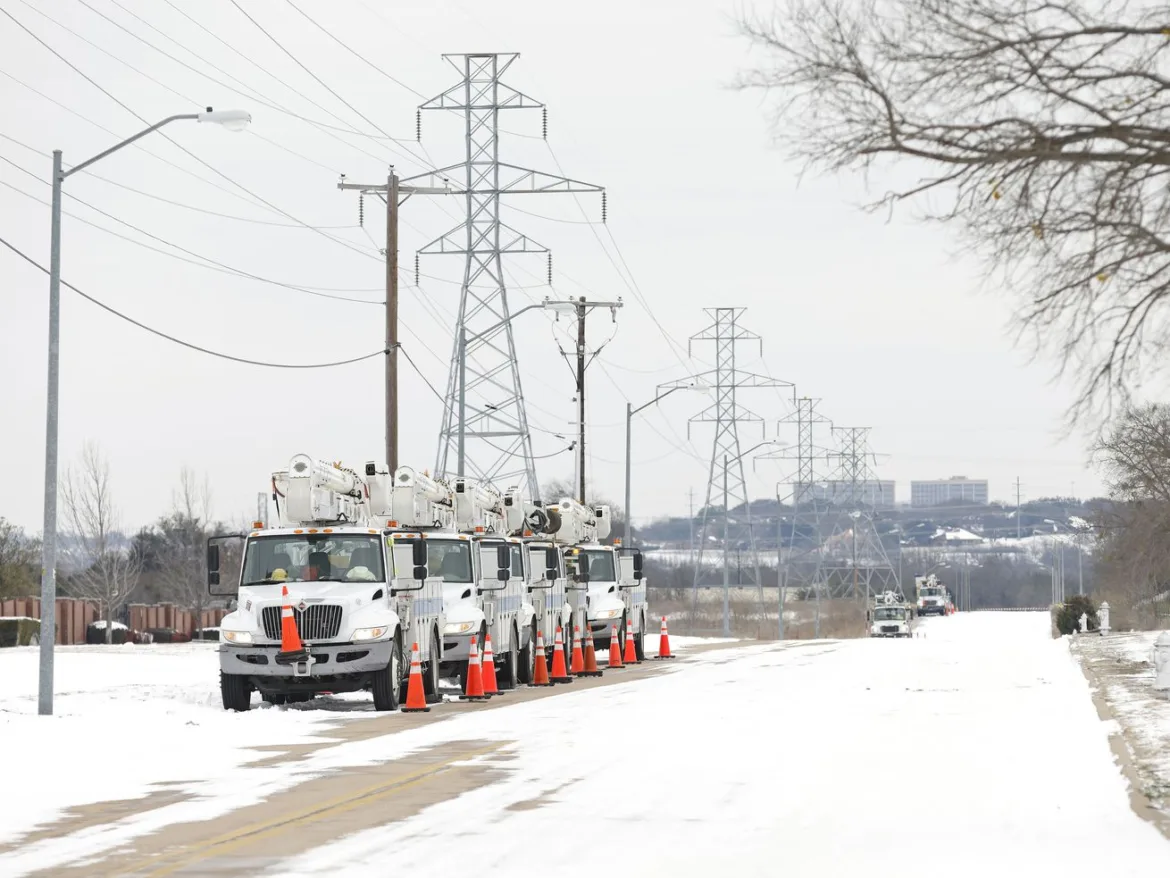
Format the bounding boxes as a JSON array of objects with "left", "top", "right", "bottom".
[
  {"left": 463, "top": 635, "right": 489, "bottom": 701},
  {"left": 608, "top": 623, "right": 624, "bottom": 669},
  {"left": 531, "top": 628, "right": 552, "bottom": 687},
  {"left": 570, "top": 624, "right": 585, "bottom": 674},
  {"left": 623, "top": 618, "right": 640, "bottom": 665},
  {"left": 401, "top": 641, "right": 430, "bottom": 712},
  {"left": 550, "top": 626, "right": 573, "bottom": 684},
  {"left": 274, "top": 585, "right": 308, "bottom": 664},
  {"left": 481, "top": 632, "right": 501, "bottom": 696},
  {"left": 579, "top": 624, "right": 603, "bottom": 677},
  {"left": 652, "top": 616, "right": 675, "bottom": 660}
]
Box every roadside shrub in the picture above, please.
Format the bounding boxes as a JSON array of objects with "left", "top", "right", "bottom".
[
  {"left": 1055, "top": 595, "right": 1099, "bottom": 635},
  {"left": 0, "top": 617, "right": 46, "bottom": 647}
]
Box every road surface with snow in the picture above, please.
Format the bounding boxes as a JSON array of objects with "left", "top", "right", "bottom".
[{"left": 1, "top": 615, "right": 1167, "bottom": 876}]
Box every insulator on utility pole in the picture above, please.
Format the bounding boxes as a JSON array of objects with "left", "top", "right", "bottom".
[
  {"left": 542, "top": 107, "right": 548, "bottom": 139},
  {"left": 416, "top": 109, "right": 421, "bottom": 142},
  {"left": 358, "top": 192, "right": 364, "bottom": 226},
  {"left": 601, "top": 190, "right": 607, "bottom": 224},
  {"left": 547, "top": 253, "right": 552, "bottom": 285}
]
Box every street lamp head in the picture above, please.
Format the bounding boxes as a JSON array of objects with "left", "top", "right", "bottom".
[
  {"left": 198, "top": 108, "right": 252, "bottom": 132},
  {"left": 542, "top": 298, "right": 578, "bottom": 313}
]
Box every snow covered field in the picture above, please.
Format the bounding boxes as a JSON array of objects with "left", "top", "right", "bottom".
[{"left": 1, "top": 617, "right": 1167, "bottom": 876}]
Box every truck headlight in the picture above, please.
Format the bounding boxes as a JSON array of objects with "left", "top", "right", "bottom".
[
  {"left": 443, "top": 621, "right": 477, "bottom": 635},
  {"left": 352, "top": 626, "right": 389, "bottom": 642},
  {"left": 223, "top": 630, "right": 253, "bottom": 644},
  {"left": 593, "top": 607, "right": 622, "bottom": 620}
]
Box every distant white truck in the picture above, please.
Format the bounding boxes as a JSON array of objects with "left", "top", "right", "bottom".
[
  {"left": 868, "top": 591, "right": 913, "bottom": 638},
  {"left": 915, "top": 575, "right": 949, "bottom": 617}
]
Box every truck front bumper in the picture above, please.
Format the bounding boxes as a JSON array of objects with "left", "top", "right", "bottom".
[{"left": 219, "top": 640, "right": 393, "bottom": 680}]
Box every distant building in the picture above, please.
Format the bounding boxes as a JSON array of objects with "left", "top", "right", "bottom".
[
  {"left": 807, "top": 480, "right": 896, "bottom": 509},
  {"left": 911, "top": 476, "right": 988, "bottom": 508}
]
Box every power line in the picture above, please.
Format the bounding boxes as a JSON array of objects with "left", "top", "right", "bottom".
[
  {"left": 0, "top": 159, "right": 383, "bottom": 305},
  {"left": 0, "top": 234, "right": 383, "bottom": 369}
]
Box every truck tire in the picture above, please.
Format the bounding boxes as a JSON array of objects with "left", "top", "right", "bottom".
[
  {"left": 518, "top": 620, "right": 537, "bottom": 685},
  {"left": 634, "top": 613, "right": 646, "bottom": 662},
  {"left": 424, "top": 631, "right": 442, "bottom": 703},
  {"left": 499, "top": 623, "right": 520, "bottom": 690},
  {"left": 372, "top": 632, "right": 404, "bottom": 712},
  {"left": 221, "top": 672, "right": 251, "bottom": 712}
]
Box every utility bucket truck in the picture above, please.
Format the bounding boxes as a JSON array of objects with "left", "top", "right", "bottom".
[
  {"left": 378, "top": 466, "right": 529, "bottom": 691},
  {"left": 208, "top": 455, "right": 446, "bottom": 712},
  {"left": 915, "top": 574, "right": 949, "bottom": 617},
  {"left": 501, "top": 490, "right": 574, "bottom": 682},
  {"left": 868, "top": 590, "right": 913, "bottom": 638},
  {"left": 555, "top": 498, "right": 649, "bottom": 660}
]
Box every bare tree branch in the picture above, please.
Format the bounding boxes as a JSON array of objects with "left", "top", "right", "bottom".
[{"left": 738, "top": 0, "right": 1170, "bottom": 418}]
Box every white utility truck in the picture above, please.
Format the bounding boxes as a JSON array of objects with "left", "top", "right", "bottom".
[
  {"left": 915, "top": 574, "right": 950, "bottom": 617},
  {"left": 208, "top": 454, "right": 446, "bottom": 712},
  {"left": 381, "top": 466, "right": 528, "bottom": 690},
  {"left": 554, "top": 498, "right": 649, "bottom": 660},
  {"left": 868, "top": 590, "right": 913, "bottom": 638}
]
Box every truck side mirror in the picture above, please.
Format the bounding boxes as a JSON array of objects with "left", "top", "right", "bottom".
[
  {"left": 206, "top": 535, "right": 242, "bottom": 597},
  {"left": 632, "top": 550, "right": 643, "bottom": 582},
  {"left": 575, "top": 554, "right": 590, "bottom": 584},
  {"left": 545, "top": 547, "right": 559, "bottom": 580},
  {"left": 496, "top": 544, "right": 510, "bottom": 582},
  {"left": 206, "top": 544, "right": 220, "bottom": 587},
  {"left": 411, "top": 540, "right": 428, "bottom": 581}
]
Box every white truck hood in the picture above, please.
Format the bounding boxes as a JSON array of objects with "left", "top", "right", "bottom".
[{"left": 240, "top": 579, "right": 386, "bottom": 606}]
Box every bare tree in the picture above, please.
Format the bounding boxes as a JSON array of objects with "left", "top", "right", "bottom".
[
  {"left": 1093, "top": 403, "right": 1170, "bottom": 626},
  {"left": 60, "top": 443, "right": 142, "bottom": 642},
  {"left": 153, "top": 468, "right": 215, "bottom": 632},
  {"left": 738, "top": 0, "right": 1170, "bottom": 417}
]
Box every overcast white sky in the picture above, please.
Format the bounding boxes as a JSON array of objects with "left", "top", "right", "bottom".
[{"left": 0, "top": 0, "right": 1101, "bottom": 535}]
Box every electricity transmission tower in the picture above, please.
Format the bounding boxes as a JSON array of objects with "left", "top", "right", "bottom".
[
  {"left": 663, "top": 308, "right": 793, "bottom": 598},
  {"left": 814, "top": 426, "right": 901, "bottom": 601},
  {"left": 409, "top": 53, "right": 604, "bottom": 499}
]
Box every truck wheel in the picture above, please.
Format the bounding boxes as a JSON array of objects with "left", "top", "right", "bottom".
[
  {"left": 518, "top": 620, "right": 536, "bottom": 684},
  {"left": 634, "top": 613, "right": 646, "bottom": 662},
  {"left": 262, "top": 692, "right": 287, "bottom": 706},
  {"left": 499, "top": 624, "right": 520, "bottom": 690},
  {"left": 372, "top": 632, "right": 404, "bottom": 712},
  {"left": 220, "top": 672, "right": 251, "bottom": 712}
]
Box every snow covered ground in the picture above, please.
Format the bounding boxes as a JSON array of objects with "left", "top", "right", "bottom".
[
  {"left": 2, "top": 617, "right": 1167, "bottom": 876},
  {"left": 1073, "top": 630, "right": 1170, "bottom": 820}
]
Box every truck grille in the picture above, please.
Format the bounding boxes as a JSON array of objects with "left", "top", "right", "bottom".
[
  {"left": 261, "top": 605, "right": 343, "bottom": 641},
  {"left": 880, "top": 625, "right": 899, "bottom": 633}
]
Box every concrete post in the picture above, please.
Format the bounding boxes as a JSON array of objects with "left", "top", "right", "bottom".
[
  {"left": 1078, "top": 612, "right": 1088, "bottom": 634},
  {"left": 1153, "top": 632, "right": 1170, "bottom": 699},
  {"left": 1098, "top": 601, "right": 1110, "bottom": 636}
]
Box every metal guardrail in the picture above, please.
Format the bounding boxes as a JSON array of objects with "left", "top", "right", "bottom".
[{"left": 969, "top": 607, "right": 1051, "bottom": 612}]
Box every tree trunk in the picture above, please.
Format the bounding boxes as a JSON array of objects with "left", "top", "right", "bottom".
[{"left": 105, "top": 600, "right": 113, "bottom": 644}]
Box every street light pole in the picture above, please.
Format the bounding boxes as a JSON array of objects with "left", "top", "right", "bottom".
[
  {"left": 37, "top": 108, "right": 250, "bottom": 716},
  {"left": 623, "top": 384, "right": 698, "bottom": 545}
]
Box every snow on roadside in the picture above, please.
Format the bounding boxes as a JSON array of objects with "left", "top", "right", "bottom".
[{"left": 1074, "top": 631, "right": 1170, "bottom": 814}]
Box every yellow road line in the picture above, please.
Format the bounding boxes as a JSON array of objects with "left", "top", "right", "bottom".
[{"left": 118, "top": 742, "right": 508, "bottom": 878}]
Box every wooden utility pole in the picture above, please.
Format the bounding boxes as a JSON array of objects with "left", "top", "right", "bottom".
[{"left": 338, "top": 173, "right": 450, "bottom": 472}]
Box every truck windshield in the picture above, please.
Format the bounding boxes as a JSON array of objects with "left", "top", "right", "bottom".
[
  {"left": 427, "top": 540, "right": 473, "bottom": 583},
  {"left": 921, "top": 587, "right": 942, "bottom": 597},
  {"left": 874, "top": 607, "right": 906, "bottom": 621},
  {"left": 241, "top": 534, "right": 385, "bottom": 585},
  {"left": 582, "top": 550, "right": 616, "bottom": 582}
]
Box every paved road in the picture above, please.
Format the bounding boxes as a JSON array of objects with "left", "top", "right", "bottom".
[{"left": 9, "top": 617, "right": 1170, "bottom": 877}]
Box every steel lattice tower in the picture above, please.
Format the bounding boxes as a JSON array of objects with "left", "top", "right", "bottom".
[
  {"left": 663, "top": 308, "right": 793, "bottom": 595},
  {"left": 814, "top": 426, "right": 901, "bottom": 601},
  {"left": 410, "top": 54, "right": 603, "bottom": 498}
]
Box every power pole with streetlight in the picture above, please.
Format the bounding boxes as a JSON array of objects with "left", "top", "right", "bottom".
[{"left": 37, "top": 108, "right": 251, "bottom": 716}]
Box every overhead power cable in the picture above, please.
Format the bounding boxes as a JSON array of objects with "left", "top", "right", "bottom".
[{"left": 0, "top": 235, "right": 383, "bottom": 369}]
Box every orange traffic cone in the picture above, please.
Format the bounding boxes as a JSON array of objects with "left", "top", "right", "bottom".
[
  {"left": 482, "top": 632, "right": 501, "bottom": 696},
  {"left": 550, "top": 626, "right": 573, "bottom": 684},
  {"left": 274, "top": 585, "right": 308, "bottom": 665},
  {"left": 623, "top": 618, "right": 640, "bottom": 665},
  {"left": 531, "top": 628, "right": 552, "bottom": 687},
  {"left": 608, "top": 623, "right": 624, "bottom": 668},
  {"left": 463, "top": 635, "right": 489, "bottom": 701},
  {"left": 401, "top": 641, "right": 430, "bottom": 712},
  {"left": 652, "top": 616, "right": 675, "bottom": 660},
  {"left": 579, "top": 624, "right": 603, "bottom": 677},
  {"left": 570, "top": 624, "right": 585, "bottom": 674}
]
